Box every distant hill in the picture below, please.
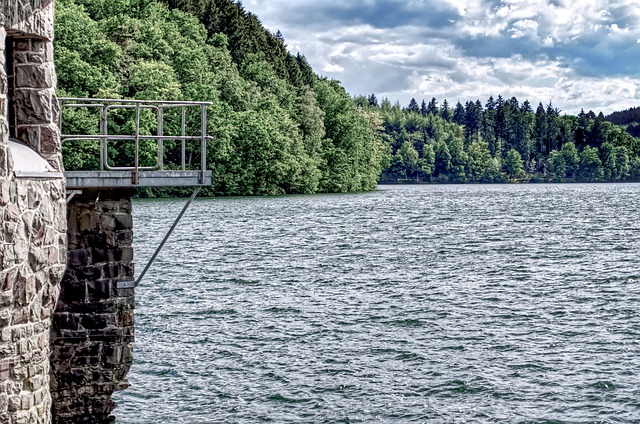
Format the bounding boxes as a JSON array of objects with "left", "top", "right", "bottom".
[
  {"left": 605, "top": 107, "right": 640, "bottom": 138},
  {"left": 605, "top": 107, "right": 640, "bottom": 125}
]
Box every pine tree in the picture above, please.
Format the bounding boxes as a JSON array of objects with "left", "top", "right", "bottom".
[
  {"left": 368, "top": 93, "right": 378, "bottom": 107},
  {"left": 483, "top": 96, "right": 498, "bottom": 156},
  {"left": 441, "top": 99, "right": 451, "bottom": 122},
  {"left": 453, "top": 101, "right": 465, "bottom": 125},
  {"left": 407, "top": 98, "right": 420, "bottom": 114},
  {"left": 427, "top": 97, "right": 438, "bottom": 115}
]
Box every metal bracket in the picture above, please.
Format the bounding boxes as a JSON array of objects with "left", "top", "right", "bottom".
[
  {"left": 116, "top": 280, "right": 136, "bottom": 289},
  {"left": 66, "top": 190, "right": 82, "bottom": 204},
  {"left": 130, "top": 186, "right": 201, "bottom": 288}
]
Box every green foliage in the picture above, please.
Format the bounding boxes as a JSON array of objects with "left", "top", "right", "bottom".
[
  {"left": 421, "top": 144, "right": 435, "bottom": 180},
  {"left": 375, "top": 94, "right": 640, "bottom": 184},
  {"left": 504, "top": 148, "right": 525, "bottom": 181},
  {"left": 579, "top": 146, "right": 604, "bottom": 181},
  {"left": 56, "top": 0, "right": 387, "bottom": 195},
  {"left": 559, "top": 142, "right": 580, "bottom": 178},
  {"left": 546, "top": 150, "right": 567, "bottom": 181},
  {"left": 396, "top": 141, "right": 419, "bottom": 180}
]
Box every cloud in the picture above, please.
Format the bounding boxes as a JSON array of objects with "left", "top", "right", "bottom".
[
  {"left": 248, "top": 0, "right": 461, "bottom": 30},
  {"left": 244, "top": 0, "right": 640, "bottom": 114}
]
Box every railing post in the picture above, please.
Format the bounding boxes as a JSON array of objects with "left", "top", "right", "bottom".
[
  {"left": 158, "top": 107, "right": 164, "bottom": 171},
  {"left": 201, "top": 105, "right": 207, "bottom": 184},
  {"left": 100, "top": 105, "right": 107, "bottom": 171},
  {"left": 134, "top": 103, "right": 140, "bottom": 184},
  {"left": 181, "top": 106, "right": 186, "bottom": 171}
]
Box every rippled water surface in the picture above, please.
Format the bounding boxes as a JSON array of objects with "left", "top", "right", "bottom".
[{"left": 114, "top": 184, "right": 640, "bottom": 423}]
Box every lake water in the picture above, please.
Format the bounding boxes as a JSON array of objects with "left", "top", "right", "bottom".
[{"left": 114, "top": 184, "right": 640, "bottom": 423}]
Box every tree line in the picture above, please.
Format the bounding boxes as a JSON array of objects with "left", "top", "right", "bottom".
[
  {"left": 356, "top": 94, "right": 640, "bottom": 183},
  {"left": 55, "top": 0, "right": 387, "bottom": 196}
]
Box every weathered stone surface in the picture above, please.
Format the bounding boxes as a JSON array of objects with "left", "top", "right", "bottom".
[
  {"left": 0, "top": 174, "right": 66, "bottom": 424},
  {"left": 1, "top": 4, "right": 66, "bottom": 424},
  {"left": 0, "top": 1, "right": 55, "bottom": 41},
  {"left": 50, "top": 190, "right": 135, "bottom": 424},
  {"left": 3, "top": 6, "right": 138, "bottom": 424},
  {"left": 39, "top": 125, "right": 58, "bottom": 155},
  {"left": 13, "top": 89, "right": 54, "bottom": 126},
  {"left": 15, "top": 63, "right": 54, "bottom": 89}
]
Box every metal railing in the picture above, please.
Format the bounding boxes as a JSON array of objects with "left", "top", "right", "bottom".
[{"left": 58, "top": 98, "right": 213, "bottom": 184}]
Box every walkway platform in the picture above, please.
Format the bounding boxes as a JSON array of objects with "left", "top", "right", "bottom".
[
  {"left": 65, "top": 170, "right": 211, "bottom": 189},
  {"left": 59, "top": 98, "right": 213, "bottom": 190}
]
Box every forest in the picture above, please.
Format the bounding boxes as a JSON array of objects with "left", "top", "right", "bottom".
[
  {"left": 55, "top": 0, "right": 640, "bottom": 192},
  {"left": 362, "top": 95, "right": 640, "bottom": 183},
  {"left": 54, "top": 0, "right": 387, "bottom": 196}
]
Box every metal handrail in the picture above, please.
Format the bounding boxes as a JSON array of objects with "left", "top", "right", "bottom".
[{"left": 58, "top": 98, "right": 213, "bottom": 184}]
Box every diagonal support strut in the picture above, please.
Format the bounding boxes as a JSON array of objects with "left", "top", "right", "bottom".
[{"left": 116, "top": 186, "right": 201, "bottom": 289}]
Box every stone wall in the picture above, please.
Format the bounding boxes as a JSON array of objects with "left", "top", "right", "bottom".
[
  {"left": 50, "top": 189, "right": 135, "bottom": 424},
  {"left": 2, "top": 3, "right": 141, "bottom": 423},
  {"left": 0, "top": 1, "right": 55, "bottom": 41},
  {"left": 1, "top": 2, "right": 67, "bottom": 424},
  {"left": 0, "top": 176, "right": 66, "bottom": 424}
]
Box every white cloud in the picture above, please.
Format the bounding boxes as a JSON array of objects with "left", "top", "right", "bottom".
[
  {"left": 509, "top": 19, "right": 539, "bottom": 39},
  {"left": 323, "top": 63, "right": 345, "bottom": 73},
  {"left": 244, "top": 0, "right": 640, "bottom": 114}
]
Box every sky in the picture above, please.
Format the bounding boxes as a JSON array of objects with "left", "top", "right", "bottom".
[{"left": 243, "top": 0, "right": 640, "bottom": 115}]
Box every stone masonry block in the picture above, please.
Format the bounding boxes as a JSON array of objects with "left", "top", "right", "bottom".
[
  {"left": 13, "top": 89, "right": 54, "bottom": 125},
  {"left": 15, "top": 63, "right": 54, "bottom": 89},
  {"left": 77, "top": 211, "right": 98, "bottom": 232},
  {"left": 25, "top": 53, "right": 45, "bottom": 64},
  {"left": 40, "top": 124, "right": 59, "bottom": 154},
  {"left": 113, "top": 213, "right": 133, "bottom": 231},
  {"left": 20, "top": 392, "right": 35, "bottom": 410},
  {"left": 86, "top": 280, "right": 111, "bottom": 300},
  {"left": 13, "top": 40, "right": 31, "bottom": 52},
  {"left": 15, "top": 126, "right": 41, "bottom": 151},
  {"left": 67, "top": 249, "right": 91, "bottom": 268}
]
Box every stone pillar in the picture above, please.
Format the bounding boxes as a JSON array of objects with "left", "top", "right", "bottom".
[
  {"left": 1, "top": 5, "right": 67, "bottom": 423},
  {"left": 0, "top": 178, "right": 66, "bottom": 424},
  {"left": 0, "top": 26, "right": 10, "bottom": 177},
  {"left": 50, "top": 189, "right": 135, "bottom": 424}
]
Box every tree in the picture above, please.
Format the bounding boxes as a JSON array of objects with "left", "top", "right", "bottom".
[
  {"left": 464, "top": 100, "right": 482, "bottom": 144},
  {"left": 368, "top": 93, "right": 378, "bottom": 107},
  {"left": 453, "top": 101, "right": 465, "bottom": 125},
  {"left": 534, "top": 102, "right": 546, "bottom": 157},
  {"left": 546, "top": 150, "right": 567, "bottom": 181},
  {"left": 421, "top": 143, "right": 435, "bottom": 181},
  {"left": 483, "top": 96, "right": 498, "bottom": 157},
  {"left": 420, "top": 99, "right": 428, "bottom": 117},
  {"left": 434, "top": 139, "right": 451, "bottom": 176},
  {"left": 407, "top": 98, "right": 420, "bottom": 114},
  {"left": 504, "top": 148, "right": 525, "bottom": 180},
  {"left": 559, "top": 142, "right": 579, "bottom": 179},
  {"left": 441, "top": 99, "right": 451, "bottom": 122},
  {"left": 396, "top": 140, "right": 420, "bottom": 180},
  {"left": 447, "top": 134, "right": 467, "bottom": 181},
  {"left": 467, "top": 139, "right": 494, "bottom": 182},
  {"left": 578, "top": 146, "right": 603, "bottom": 181},
  {"left": 427, "top": 97, "right": 438, "bottom": 115}
]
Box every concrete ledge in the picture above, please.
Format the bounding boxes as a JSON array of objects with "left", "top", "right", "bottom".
[{"left": 64, "top": 170, "right": 212, "bottom": 189}]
